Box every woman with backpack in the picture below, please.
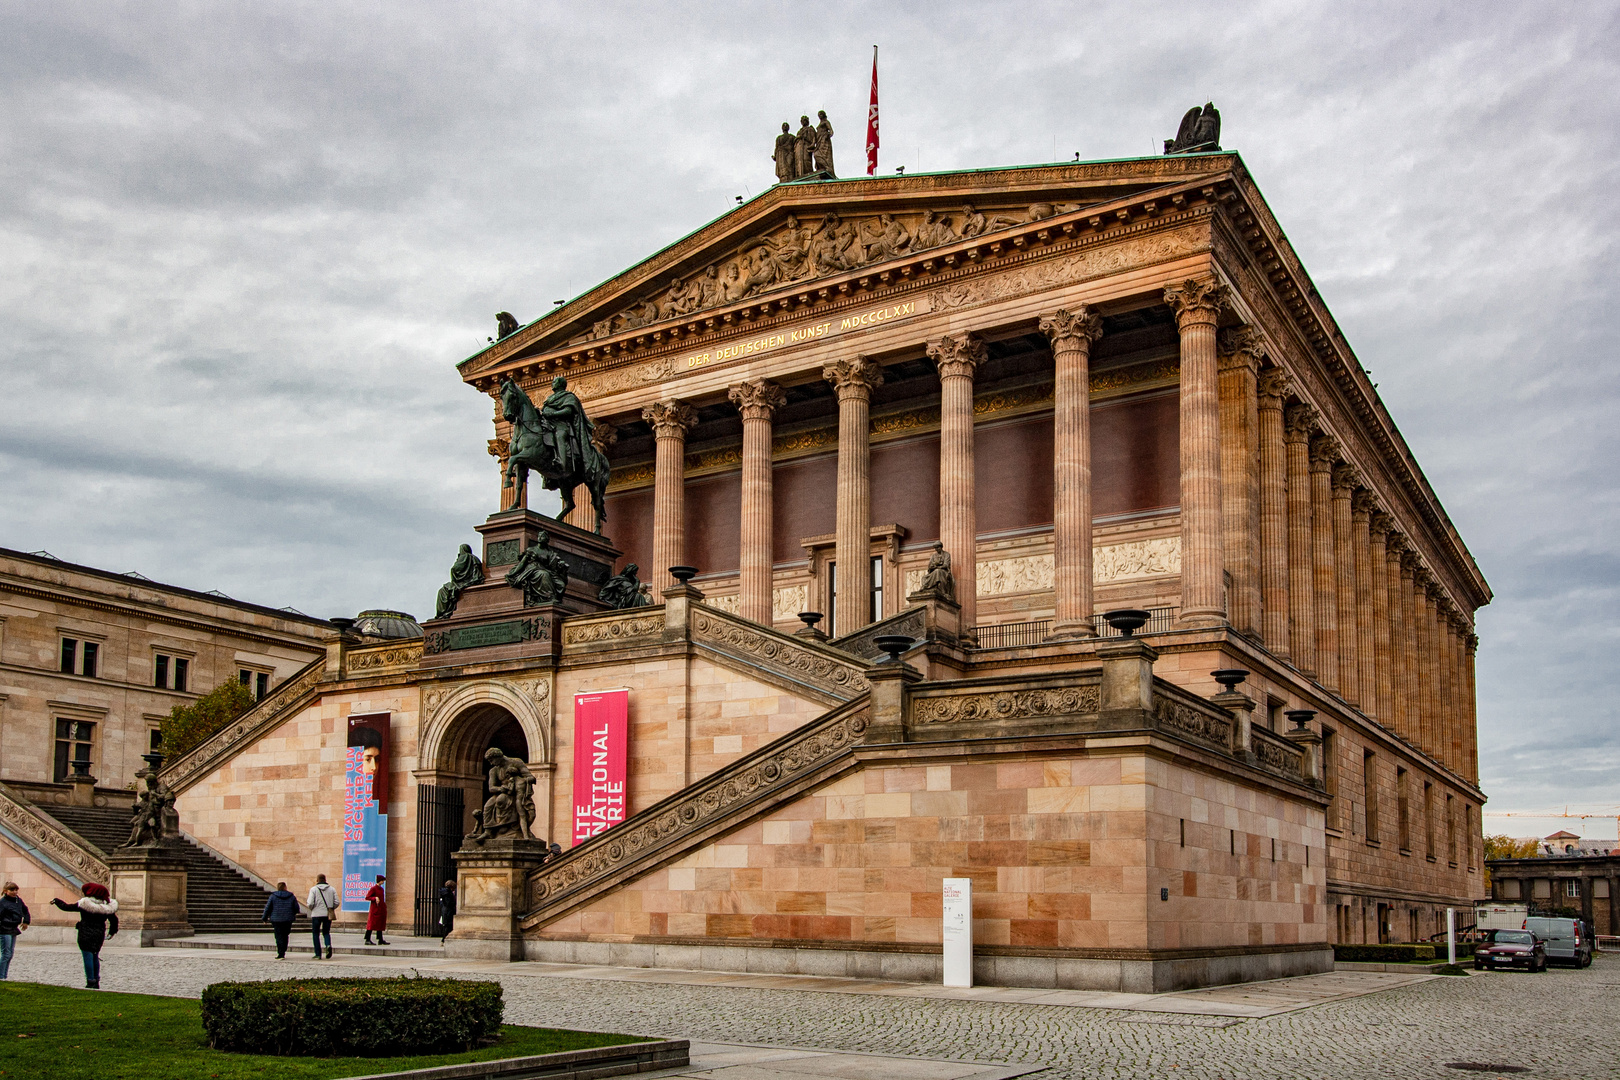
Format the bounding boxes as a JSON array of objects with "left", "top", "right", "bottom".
[{"left": 50, "top": 882, "right": 118, "bottom": 988}]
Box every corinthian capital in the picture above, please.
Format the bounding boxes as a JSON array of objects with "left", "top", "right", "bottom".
[
  {"left": 1217, "top": 325, "right": 1267, "bottom": 371},
  {"left": 1308, "top": 433, "right": 1340, "bottom": 469},
  {"left": 925, "top": 333, "right": 988, "bottom": 381},
  {"left": 642, "top": 400, "right": 698, "bottom": 439},
  {"left": 822, "top": 355, "right": 885, "bottom": 400},
  {"left": 1257, "top": 367, "right": 1291, "bottom": 407},
  {"left": 727, "top": 379, "right": 787, "bottom": 421},
  {"left": 1163, "top": 277, "right": 1229, "bottom": 329},
  {"left": 1369, "top": 510, "right": 1394, "bottom": 539},
  {"left": 1331, "top": 462, "right": 1360, "bottom": 493},
  {"left": 1038, "top": 307, "right": 1103, "bottom": 350},
  {"left": 1283, "top": 401, "right": 1317, "bottom": 441},
  {"left": 1351, "top": 488, "right": 1379, "bottom": 518},
  {"left": 590, "top": 421, "right": 618, "bottom": 455}
]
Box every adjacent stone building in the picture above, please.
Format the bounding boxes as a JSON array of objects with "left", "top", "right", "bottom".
[
  {"left": 0, "top": 145, "right": 1490, "bottom": 988},
  {"left": 1489, "top": 834, "right": 1619, "bottom": 937}
]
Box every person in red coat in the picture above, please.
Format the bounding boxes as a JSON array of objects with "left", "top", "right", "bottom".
[{"left": 364, "top": 875, "right": 389, "bottom": 945}]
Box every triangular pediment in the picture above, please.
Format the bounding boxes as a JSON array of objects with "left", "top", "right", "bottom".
[{"left": 460, "top": 155, "right": 1238, "bottom": 377}]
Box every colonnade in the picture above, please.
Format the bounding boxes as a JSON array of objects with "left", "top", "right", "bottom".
[{"left": 627, "top": 274, "right": 1477, "bottom": 781}]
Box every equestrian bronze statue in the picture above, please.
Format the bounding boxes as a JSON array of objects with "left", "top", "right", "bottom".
[{"left": 499, "top": 376, "right": 611, "bottom": 533}]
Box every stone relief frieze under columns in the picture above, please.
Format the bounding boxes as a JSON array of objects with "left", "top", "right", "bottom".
[{"left": 902, "top": 537, "right": 1182, "bottom": 598}]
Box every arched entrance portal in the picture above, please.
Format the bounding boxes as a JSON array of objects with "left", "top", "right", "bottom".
[{"left": 415, "top": 694, "right": 546, "bottom": 936}]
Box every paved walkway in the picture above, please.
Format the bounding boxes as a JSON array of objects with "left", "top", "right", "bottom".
[
  {"left": 5, "top": 941, "right": 1617, "bottom": 1078},
  {"left": 158, "top": 933, "right": 1433, "bottom": 1018}
]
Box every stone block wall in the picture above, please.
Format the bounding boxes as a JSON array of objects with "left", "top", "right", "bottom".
[{"left": 536, "top": 750, "right": 1325, "bottom": 954}]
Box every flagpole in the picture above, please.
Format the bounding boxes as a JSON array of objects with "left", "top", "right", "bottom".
[{"left": 865, "top": 45, "right": 879, "bottom": 176}]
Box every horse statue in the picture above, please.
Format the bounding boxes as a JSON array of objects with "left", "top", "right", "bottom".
[{"left": 500, "top": 376, "right": 610, "bottom": 533}]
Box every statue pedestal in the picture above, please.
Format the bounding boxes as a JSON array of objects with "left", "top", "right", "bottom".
[
  {"left": 107, "top": 844, "right": 192, "bottom": 946},
  {"left": 421, "top": 511, "right": 623, "bottom": 669},
  {"left": 445, "top": 838, "right": 550, "bottom": 961}
]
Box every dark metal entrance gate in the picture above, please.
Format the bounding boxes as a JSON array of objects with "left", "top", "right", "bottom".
[{"left": 414, "top": 784, "right": 464, "bottom": 937}]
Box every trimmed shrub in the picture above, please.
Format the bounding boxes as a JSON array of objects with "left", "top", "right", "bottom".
[
  {"left": 201, "top": 976, "right": 503, "bottom": 1056},
  {"left": 1333, "top": 943, "right": 1437, "bottom": 963}
]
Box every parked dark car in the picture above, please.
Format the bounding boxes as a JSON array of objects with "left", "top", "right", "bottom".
[
  {"left": 1524, "top": 917, "right": 1593, "bottom": 968},
  {"left": 1474, "top": 928, "right": 1546, "bottom": 972}
]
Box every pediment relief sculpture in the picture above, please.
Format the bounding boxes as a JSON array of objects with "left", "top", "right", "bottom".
[{"left": 584, "top": 202, "right": 1083, "bottom": 342}]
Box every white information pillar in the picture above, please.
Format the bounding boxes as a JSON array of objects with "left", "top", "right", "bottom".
[
  {"left": 1446, "top": 907, "right": 1456, "bottom": 965},
  {"left": 942, "top": 877, "right": 973, "bottom": 988}
]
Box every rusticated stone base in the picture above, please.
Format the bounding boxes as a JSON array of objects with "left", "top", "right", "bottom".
[{"left": 523, "top": 936, "right": 1333, "bottom": 994}]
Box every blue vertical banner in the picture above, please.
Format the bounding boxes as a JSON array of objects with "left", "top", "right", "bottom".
[{"left": 343, "top": 713, "right": 390, "bottom": 912}]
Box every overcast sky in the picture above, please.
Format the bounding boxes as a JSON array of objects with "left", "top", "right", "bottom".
[{"left": 2, "top": 1, "right": 1616, "bottom": 829}]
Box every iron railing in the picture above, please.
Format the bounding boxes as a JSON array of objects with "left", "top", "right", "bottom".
[
  {"left": 413, "top": 784, "right": 464, "bottom": 937},
  {"left": 970, "top": 607, "right": 1182, "bottom": 649}
]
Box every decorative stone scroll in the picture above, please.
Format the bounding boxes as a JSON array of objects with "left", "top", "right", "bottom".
[
  {"left": 1252, "top": 732, "right": 1304, "bottom": 779},
  {"left": 691, "top": 609, "right": 869, "bottom": 699},
  {"left": 1153, "top": 697, "right": 1232, "bottom": 750},
  {"left": 162, "top": 659, "right": 326, "bottom": 795},
  {"left": 0, "top": 783, "right": 109, "bottom": 883},
  {"left": 831, "top": 608, "right": 927, "bottom": 662},
  {"left": 346, "top": 642, "right": 424, "bottom": 673},
  {"left": 561, "top": 613, "right": 665, "bottom": 647},
  {"left": 525, "top": 703, "right": 871, "bottom": 919},
  {"left": 912, "top": 685, "right": 1100, "bottom": 725}
]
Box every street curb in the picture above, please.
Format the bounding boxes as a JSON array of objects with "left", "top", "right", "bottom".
[{"left": 342, "top": 1039, "right": 690, "bottom": 1080}]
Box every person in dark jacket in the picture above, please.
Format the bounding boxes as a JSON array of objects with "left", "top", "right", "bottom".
[
  {"left": 261, "top": 882, "right": 299, "bottom": 959},
  {"left": 1, "top": 882, "right": 31, "bottom": 979},
  {"left": 50, "top": 882, "right": 117, "bottom": 988},
  {"left": 438, "top": 879, "right": 456, "bottom": 941}
]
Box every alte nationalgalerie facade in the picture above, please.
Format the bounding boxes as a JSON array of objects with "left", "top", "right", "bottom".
[{"left": 0, "top": 147, "right": 1489, "bottom": 991}]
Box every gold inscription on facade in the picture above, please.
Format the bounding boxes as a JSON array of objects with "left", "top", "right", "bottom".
[{"left": 682, "top": 300, "right": 919, "bottom": 371}]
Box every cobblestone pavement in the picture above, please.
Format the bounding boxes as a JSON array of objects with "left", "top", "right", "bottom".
[{"left": 6, "top": 945, "right": 1618, "bottom": 1079}]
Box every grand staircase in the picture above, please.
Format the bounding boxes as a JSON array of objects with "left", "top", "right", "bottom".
[{"left": 37, "top": 805, "right": 284, "bottom": 933}]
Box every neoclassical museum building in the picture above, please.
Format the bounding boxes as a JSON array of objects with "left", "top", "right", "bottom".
[{"left": 0, "top": 142, "right": 1489, "bottom": 990}]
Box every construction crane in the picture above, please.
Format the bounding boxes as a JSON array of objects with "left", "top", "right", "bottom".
[{"left": 1483, "top": 807, "right": 1620, "bottom": 847}]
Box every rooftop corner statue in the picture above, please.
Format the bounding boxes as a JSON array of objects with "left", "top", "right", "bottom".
[{"left": 499, "top": 375, "right": 610, "bottom": 532}]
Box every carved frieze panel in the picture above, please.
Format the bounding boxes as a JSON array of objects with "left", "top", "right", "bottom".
[
  {"left": 691, "top": 610, "right": 868, "bottom": 698},
  {"left": 928, "top": 228, "right": 1208, "bottom": 315},
  {"left": 1154, "top": 698, "right": 1231, "bottom": 749},
  {"left": 1253, "top": 733, "right": 1303, "bottom": 779},
  {"left": 1094, "top": 537, "right": 1181, "bottom": 583},
  {"left": 346, "top": 642, "right": 424, "bottom": 673},
  {"left": 912, "top": 685, "right": 1100, "bottom": 724},
  {"left": 526, "top": 706, "right": 870, "bottom": 915},
  {"left": 976, "top": 554, "right": 1054, "bottom": 597},
  {"left": 561, "top": 613, "right": 665, "bottom": 647}
]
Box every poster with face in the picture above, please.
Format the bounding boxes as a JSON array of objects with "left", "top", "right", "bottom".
[{"left": 343, "top": 713, "right": 390, "bottom": 911}]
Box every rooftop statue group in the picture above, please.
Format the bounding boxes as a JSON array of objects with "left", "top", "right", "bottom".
[{"left": 773, "top": 110, "right": 835, "bottom": 183}]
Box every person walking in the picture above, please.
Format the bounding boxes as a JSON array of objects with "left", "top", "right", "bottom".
[
  {"left": 0, "top": 882, "right": 31, "bottom": 979},
  {"left": 364, "top": 874, "right": 389, "bottom": 945},
  {"left": 438, "top": 879, "right": 456, "bottom": 941},
  {"left": 306, "top": 874, "right": 339, "bottom": 959},
  {"left": 261, "top": 882, "right": 299, "bottom": 959},
  {"left": 50, "top": 882, "right": 117, "bottom": 988}
]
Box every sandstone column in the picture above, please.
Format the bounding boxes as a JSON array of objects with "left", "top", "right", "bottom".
[
  {"left": 1464, "top": 632, "right": 1479, "bottom": 782},
  {"left": 926, "top": 334, "right": 986, "bottom": 640},
  {"left": 727, "top": 380, "right": 787, "bottom": 626},
  {"left": 1442, "top": 608, "right": 1461, "bottom": 771},
  {"left": 1384, "top": 534, "right": 1410, "bottom": 738},
  {"left": 1369, "top": 513, "right": 1394, "bottom": 726},
  {"left": 1309, "top": 435, "right": 1340, "bottom": 692},
  {"left": 1164, "top": 278, "right": 1229, "bottom": 628},
  {"left": 824, "top": 355, "right": 885, "bottom": 637},
  {"left": 642, "top": 400, "right": 698, "bottom": 589},
  {"left": 1352, "top": 489, "right": 1378, "bottom": 718},
  {"left": 1218, "top": 326, "right": 1264, "bottom": 639},
  {"left": 1417, "top": 575, "right": 1440, "bottom": 759},
  {"left": 1398, "top": 550, "right": 1423, "bottom": 751},
  {"left": 1285, "top": 404, "right": 1318, "bottom": 675},
  {"left": 1331, "top": 464, "right": 1360, "bottom": 707},
  {"left": 1258, "top": 368, "right": 1292, "bottom": 657},
  {"left": 1039, "top": 308, "right": 1103, "bottom": 639}
]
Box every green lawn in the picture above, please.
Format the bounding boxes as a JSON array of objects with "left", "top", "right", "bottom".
[{"left": 0, "top": 982, "right": 647, "bottom": 1080}]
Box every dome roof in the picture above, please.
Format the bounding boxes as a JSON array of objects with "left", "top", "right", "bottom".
[{"left": 352, "top": 609, "right": 423, "bottom": 639}]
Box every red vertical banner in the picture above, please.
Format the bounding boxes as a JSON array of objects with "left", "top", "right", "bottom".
[
  {"left": 572, "top": 689, "right": 628, "bottom": 844},
  {"left": 865, "top": 45, "right": 879, "bottom": 176}
]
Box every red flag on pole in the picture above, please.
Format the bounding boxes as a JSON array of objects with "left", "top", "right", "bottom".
[{"left": 865, "top": 46, "right": 879, "bottom": 176}]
